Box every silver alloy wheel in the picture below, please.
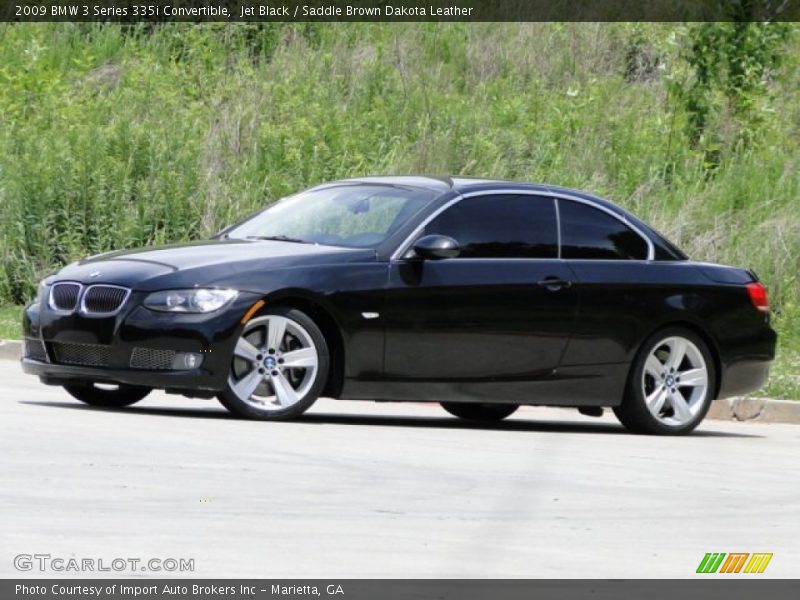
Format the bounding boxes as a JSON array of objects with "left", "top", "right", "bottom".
[
  {"left": 641, "top": 336, "right": 709, "bottom": 426},
  {"left": 228, "top": 315, "right": 319, "bottom": 411}
]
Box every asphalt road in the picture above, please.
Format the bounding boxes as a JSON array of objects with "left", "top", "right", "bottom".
[{"left": 1, "top": 361, "right": 798, "bottom": 578}]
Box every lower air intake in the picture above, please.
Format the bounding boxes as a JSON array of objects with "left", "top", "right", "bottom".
[
  {"left": 51, "top": 342, "right": 112, "bottom": 367},
  {"left": 130, "top": 347, "right": 177, "bottom": 370}
]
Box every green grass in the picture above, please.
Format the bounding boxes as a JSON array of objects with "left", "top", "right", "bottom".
[
  {"left": 766, "top": 349, "right": 800, "bottom": 400},
  {"left": 0, "top": 306, "right": 22, "bottom": 340},
  {"left": 0, "top": 22, "right": 797, "bottom": 397},
  {"left": 763, "top": 308, "right": 800, "bottom": 400},
  {"left": 0, "top": 23, "right": 798, "bottom": 307}
]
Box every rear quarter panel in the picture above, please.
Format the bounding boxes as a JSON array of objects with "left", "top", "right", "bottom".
[{"left": 561, "top": 260, "right": 776, "bottom": 397}]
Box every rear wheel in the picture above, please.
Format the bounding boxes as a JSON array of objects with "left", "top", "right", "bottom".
[
  {"left": 614, "top": 327, "right": 715, "bottom": 435},
  {"left": 441, "top": 402, "right": 519, "bottom": 422},
  {"left": 217, "top": 307, "right": 329, "bottom": 420},
  {"left": 64, "top": 383, "right": 151, "bottom": 408}
]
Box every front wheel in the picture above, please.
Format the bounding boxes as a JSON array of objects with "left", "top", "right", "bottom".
[
  {"left": 64, "top": 383, "right": 151, "bottom": 408},
  {"left": 614, "top": 327, "right": 716, "bottom": 435},
  {"left": 217, "top": 307, "right": 329, "bottom": 420},
  {"left": 441, "top": 402, "right": 519, "bottom": 422}
]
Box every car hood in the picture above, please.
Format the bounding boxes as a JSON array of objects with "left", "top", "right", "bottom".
[{"left": 54, "top": 239, "right": 377, "bottom": 290}]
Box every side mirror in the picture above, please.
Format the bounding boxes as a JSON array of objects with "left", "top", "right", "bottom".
[{"left": 410, "top": 234, "right": 460, "bottom": 260}]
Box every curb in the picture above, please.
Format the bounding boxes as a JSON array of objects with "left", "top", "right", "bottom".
[
  {"left": 0, "top": 338, "right": 798, "bottom": 424},
  {"left": 0, "top": 339, "right": 22, "bottom": 361},
  {"left": 706, "top": 396, "right": 800, "bottom": 425}
]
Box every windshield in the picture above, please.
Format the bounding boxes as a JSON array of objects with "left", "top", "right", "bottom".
[{"left": 226, "top": 184, "right": 438, "bottom": 248}]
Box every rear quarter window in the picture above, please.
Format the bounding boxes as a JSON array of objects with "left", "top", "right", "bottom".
[{"left": 558, "top": 199, "right": 649, "bottom": 260}]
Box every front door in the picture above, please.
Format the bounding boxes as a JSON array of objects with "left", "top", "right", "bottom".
[{"left": 382, "top": 194, "right": 578, "bottom": 399}]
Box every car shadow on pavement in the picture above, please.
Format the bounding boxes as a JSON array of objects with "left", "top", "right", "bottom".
[
  {"left": 296, "top": 412, "right": 760, "bottom": 437},
  {"left": 20, "top": 400, "right": 762, "bottom": 438}
]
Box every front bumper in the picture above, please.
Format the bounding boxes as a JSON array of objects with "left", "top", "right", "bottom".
[
  {"left": 22, "top": 290, "right": 261, "bottom": 393},
  {"left": 21, "top": 358, "right": 220, "bottom": 392}
]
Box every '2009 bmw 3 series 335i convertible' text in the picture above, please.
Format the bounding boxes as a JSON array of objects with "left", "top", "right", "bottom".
[{"left": 22, "top": 177, "right": 776, "bottom": 434}]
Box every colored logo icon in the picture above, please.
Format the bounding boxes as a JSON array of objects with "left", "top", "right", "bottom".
[{"left": 697, "top": 552, "right": 773, "bottom": 574}]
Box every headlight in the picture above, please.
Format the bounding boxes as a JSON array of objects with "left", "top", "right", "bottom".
[{"left": 144, "top": 289, "right": 238, "bottom": 313}]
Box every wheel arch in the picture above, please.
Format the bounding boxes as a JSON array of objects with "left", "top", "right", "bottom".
[
  {"left": 245, "top": 290, "right": 346, "bottom": 399},
  {"left": 630, "top": 320, "right": 723, "bottom": 400}
]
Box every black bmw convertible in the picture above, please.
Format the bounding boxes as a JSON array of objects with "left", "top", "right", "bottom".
[{"left": 22, "top": 176, "right": 776, "bottom": 434}]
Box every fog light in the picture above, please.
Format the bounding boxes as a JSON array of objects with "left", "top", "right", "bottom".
[{"left": 172, "top": 352, "right": 203, "bottom": 370}]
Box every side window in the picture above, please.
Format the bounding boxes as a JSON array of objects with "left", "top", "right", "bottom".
[
  {"left": 424, "top": 195, "right": 558, "bottom": 259},
  {"left": 558, "top": 200, "right": 649, "bottom": 260}
]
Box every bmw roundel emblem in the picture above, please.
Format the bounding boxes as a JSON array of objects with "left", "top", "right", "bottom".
[{"left": 89, "top": 271, "right": 101, "bottom": 279}]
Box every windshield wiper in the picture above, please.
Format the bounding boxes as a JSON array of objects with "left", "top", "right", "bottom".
[{"left": 245, "top": 235, "right": 313, "bottom": 244}]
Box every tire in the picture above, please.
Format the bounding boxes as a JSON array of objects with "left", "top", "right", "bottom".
[
  {"left": 441, "top": 402, "right": 519, "bottom": 422},
  {"left": 217, "top": 306, "right": 329, "bottom": 420},
  {"left": 64, "top": 383, "right": 151, "bottom": 408},
  {"left": 614, "top": 327, "right": 716, "bottom": 435}
]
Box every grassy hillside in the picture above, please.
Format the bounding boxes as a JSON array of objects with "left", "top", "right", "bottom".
[{"left": 0, "top": 23, "right": 797, "bottom": 397}]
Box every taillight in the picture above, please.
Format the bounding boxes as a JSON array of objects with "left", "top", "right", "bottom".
[{"left": 746, "top": 282, "right": 770, "bottom": 314}]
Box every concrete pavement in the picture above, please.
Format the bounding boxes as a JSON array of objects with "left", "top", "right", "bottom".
[{"left": 1, "top": 361, "right": 798, "bottom": 578}]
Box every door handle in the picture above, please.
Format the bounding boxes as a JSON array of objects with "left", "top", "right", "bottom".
[{"left": 536, "top": 277, "right": 573, "bottom": 291}]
